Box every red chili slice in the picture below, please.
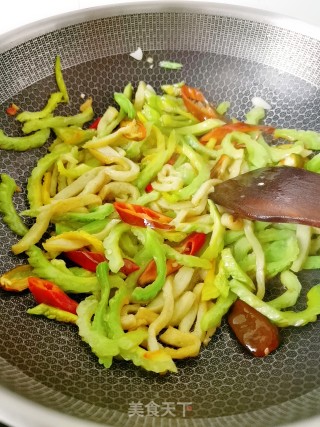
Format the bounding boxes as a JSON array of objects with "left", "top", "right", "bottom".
[
  {"left": 177, "top": 232, "right": 206, "bottom": 255},
  {"left": 64, "top": 250, "right": 105, "bottom": 272},
  {"left": 145, "top": 183, "right": 153, "bottom": 193},
  {"left": 64, "top": 250, "right": 139, "bottom": 275},
  {"left": 88, "top": 117, "right": 102, "bottom": 129},
  {"left": 138, "top": 258, "right": 180, "bottom": 287},
  {"left": 181, "top": 85, "right": 221, "bottom": 121},
  {"left": 28, "top": 277, "right": 78, "bottom": 314},
  {"left": 200, "top": 122, "right": 275, "bottom": 144},
  {"left": 121, "top": 258, "right": 140, "bottom": 275},
  {"left": 113, "top": 202, "right": 174, "bottom": 230}
]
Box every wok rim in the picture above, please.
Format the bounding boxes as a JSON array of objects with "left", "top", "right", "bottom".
[
  {"left": 0, "top": 0, "right": 319, "bottom": 54},
  {"left": 1, "top": 382, "right": 320, "bottom": 427},
  {"left": 0, "top": 2, "right": 320, "bottom": 427}
]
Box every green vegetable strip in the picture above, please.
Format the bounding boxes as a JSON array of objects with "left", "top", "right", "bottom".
[
  {"left": 22, "top": 106, "right": 94, "bottom": 134},
  {"left": 114, "top": 92, "right": 135, "bottom": 119},
  {"left": 105, "top": 281, "right": 129, "bottom": 339},
  {"left": 161, "top": 81, "right": 184, "bottom": 96},
  {"left": 57, "top": 162, "right": 92, "bottom": 179},
  {"left": 219, "top": 136, "right": 244, "bottom": 160},
  {"left": 233, "top": 236, "right": 252, "bottom": 267},
  {"left": 245, "top": 106, "right": 265, "bottom": 125},
  {"left": 134, "top": 127, "right": 176, "bottom": 191},
  {"left": 160, "top": 115, "right": 194, "bottom": 129},
  {"left": 183, "top": 133, "right": 221, "bottom": 159},
  {"left": 159, "top": 61, "right": 183, "bottom": 70},
  {"left": 202, "top": 258, "right": 230, "bottom": 301},
  {"left": 306, "top": 153, "right": 320, "bottom": 173},
  {"left": 243, "top": 220, "right": 266, "bottom": 299},
  {"left": 94, "top": 271, "right": 149, "bottom": 356},
  {"left": 168, "top": 143, "right": 211, "bottom": 202},
  {"left": 230, "top": 279, "right": 320, "bottom": 327},
  {"left": 133, "top": 81, "right": 147, "bottom": 110},
  {"left": 55, "top": 56, "right": 69, "bottom": 103},
  {"left": 290, "top": 224, "right": 312, "bottom": 272},
  {"left": 53, "top": 126, "right": 96, "bottom": 145},
  {"left": 103, "top": 223, "right": 131, "bottom": 273},
  {"left": 201, "top": 292, "right": 237, "bottom": 331},
  {"left": 224, "top": 230, "right": 245, "bottom": 246},
  {"left": 201, "top": 200, "right": 225, "bottom": 260},
  {"left": 117, "top": 329, "right": 148, "bottom": 351},
  {"left": 120, "top": 344, "right": 177, "bottom": 373},
  {"left": 106, "top": 269, "right": 177, "bottom": 372},
  {"left": 123, "top": 82, "right": 134, "bottom": 99},
  {"left": 221, "top": 248, "right": 255, "bottom": 291},
  {"left": 303, "top": 256, "right": 320, "bottom": 270},
  {"left": 259, "top": 139, "right": 306, "bottom": 164},
  {"left": 213, "top": 260, "right": 230, "bottom": 297},
  {"left": 172, "top": 153, "right": 188, "bottom": 169},
  {"left": 146, "top": 93, "right": 196, "bottom": 126},
  {"left": 165, "top": 245, "right": 212, "bottom": 269},
  {"left": 55, "top": 222, "right": 77, "bottom": 234},
  {"left": 142, "top": 104, "right": 161, "bottom": 123},
  {"left": 176, "top": 119, "right": 225, "bottom": 136},
  {"left": 274, "top": 129, "right": 320, "bottom": 150},
  {"left": 27, "top": 245, "right": 99, "bottom": 293},
  {"left": 78, "top": 219, "right": 109, "bottom": 235},
  {"left": 0, "top": 128, "right": 50, "bottom": 151},
  {"left": 268, "top": 270, "right": 302, "bottom": 310},
  {"left": 119, "top": 232, "right": 140, "bottom": 258},
  {"left": 256, "top": 226, "right": 295, "bottom": 242},
  {"left": 53, "top": 204, "right": 114, "bottom": 223},
  {"left": 97, "top": 107, "right": 118, "bottom": 137},
  {"left": 0, "top": 174, "right": 28, "bottom": 236},
  {"left": 16, "top": 92, "right": 64, "bottom": 122},
  {"left": 100, "top": 110, "right": 126, "bottom": 138},
  {"left": 227, "top": 132, "right": 271, "bottom": 168},
  {"left": 216, "top": 101, "right": 230, "bottom": 116},
  {"left": 76, "top": 295, "right": 118, "bottom": 368},
  {"left": 263, "top": 236, "right": 300, "bottom": 279},
  {"left": 27, "top": 145, "right": 71, "bottom": 210},
  {"left": 134, "top": 191, "right": 160, "bottom": 206},
  {"left": 27, "top": 303, "right": 77, "bottom": 324},
  {"left": 131, "top": 229, "right": 167, "bottom": 302},
  {"left": 92, "top": 262, "right": 111, "bottom": 334}
]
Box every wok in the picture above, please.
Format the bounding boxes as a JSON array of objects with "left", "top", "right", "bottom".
[{"left": 0, "top": 2, "right": 319, "bottom": 427}]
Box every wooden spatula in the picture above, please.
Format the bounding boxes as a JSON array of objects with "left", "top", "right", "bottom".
[{"left": 210, "top": 166, "right": 320, "bottom": 227}]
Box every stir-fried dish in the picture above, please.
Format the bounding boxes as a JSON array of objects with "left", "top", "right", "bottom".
[{"left": 1, "top": 57, "right": 320, "bottom": 374}]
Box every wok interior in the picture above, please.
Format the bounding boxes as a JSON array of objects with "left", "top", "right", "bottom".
[{"left": 0, "top": 8, "right": 320, "bottom": 427}]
